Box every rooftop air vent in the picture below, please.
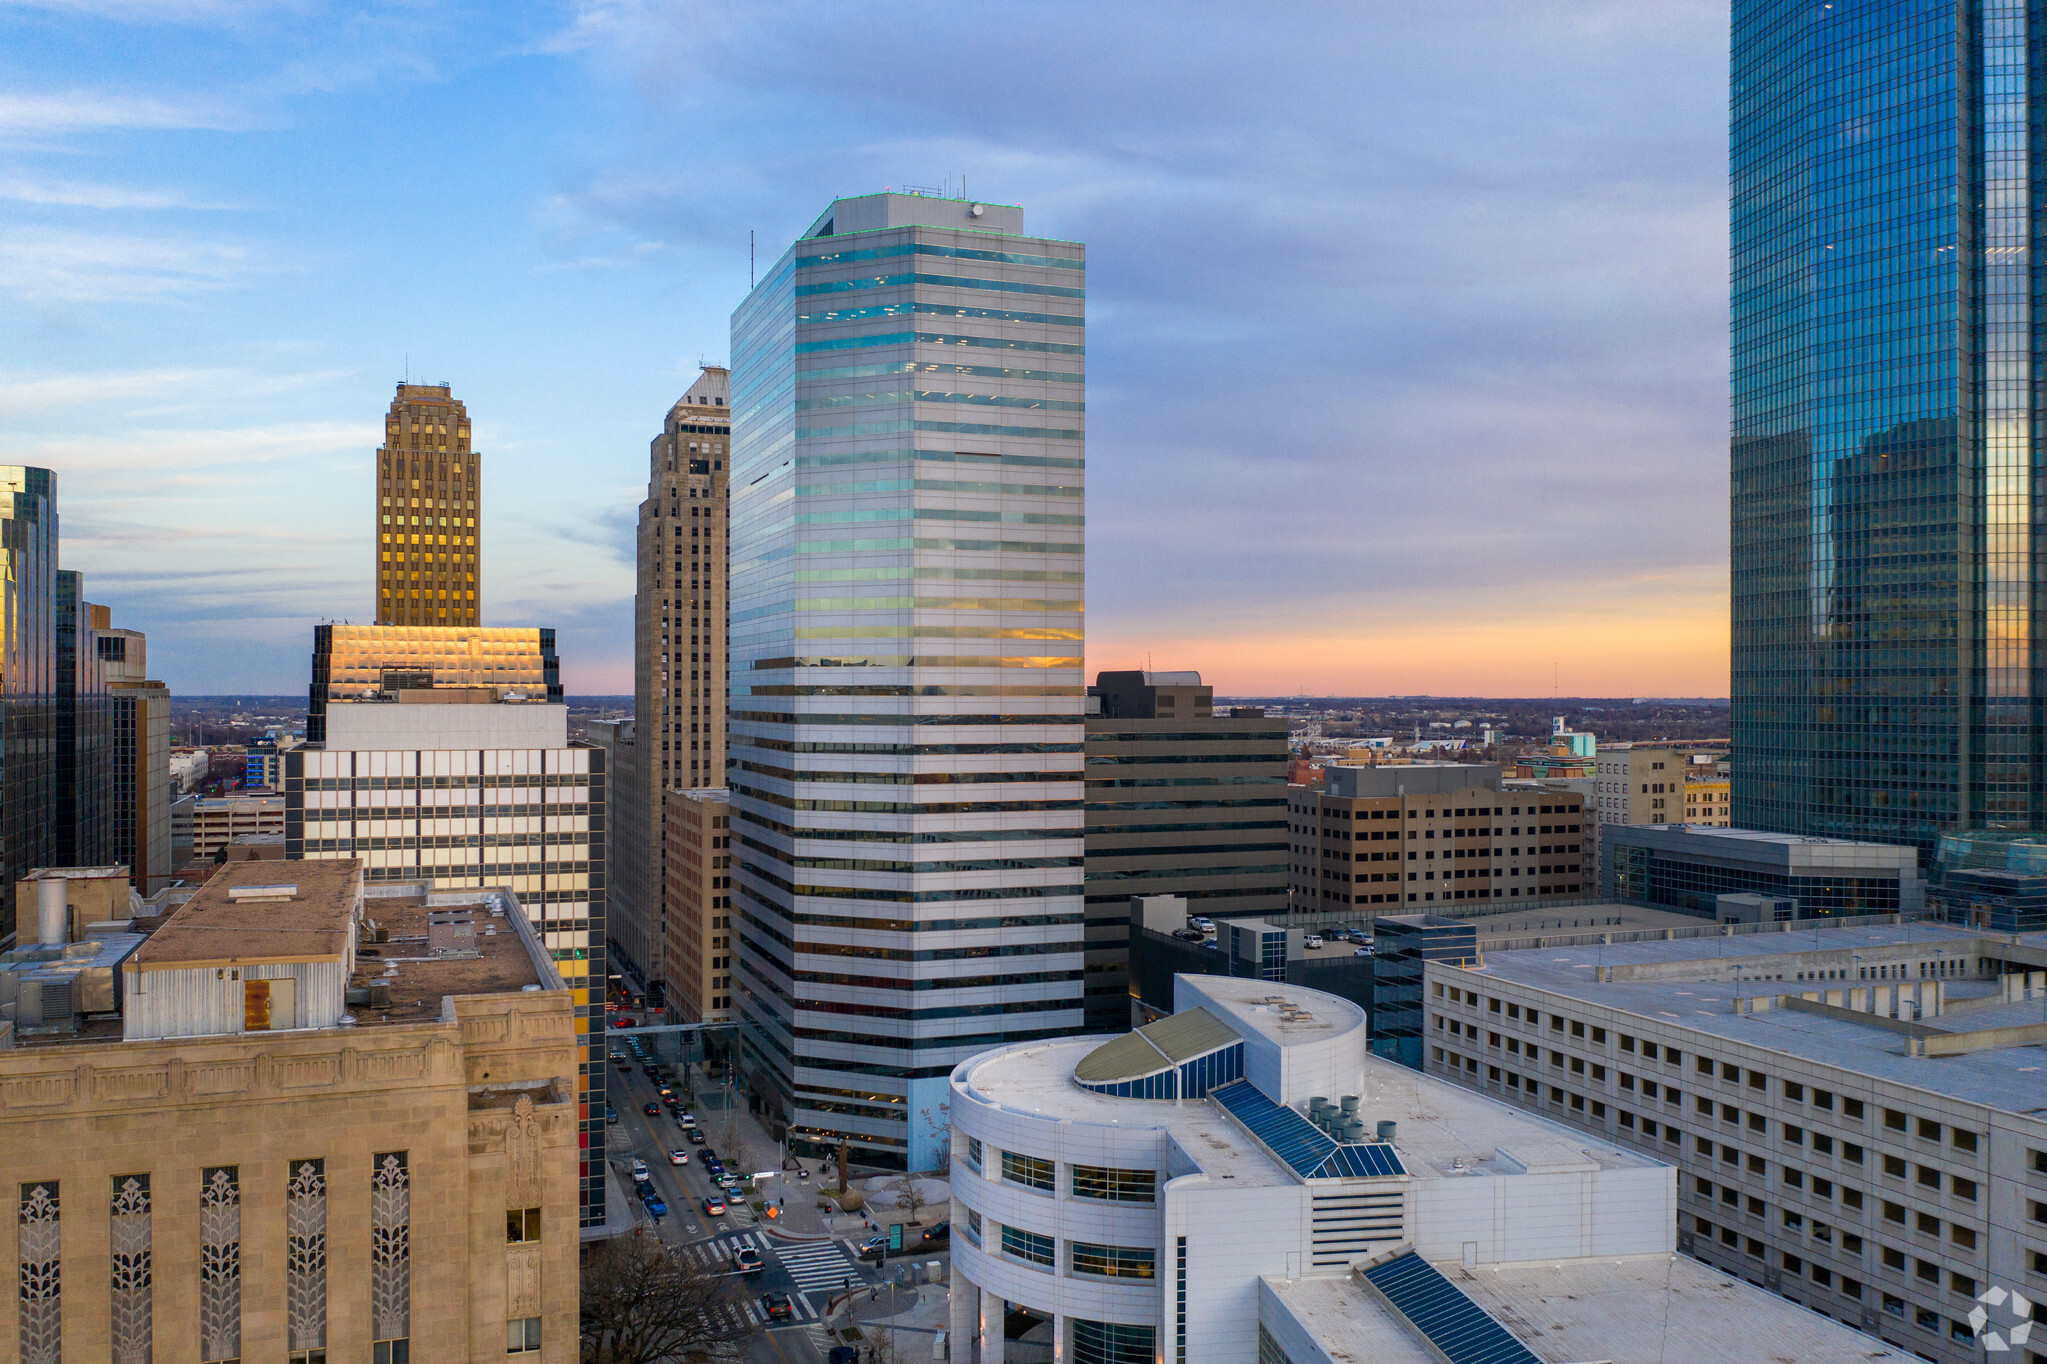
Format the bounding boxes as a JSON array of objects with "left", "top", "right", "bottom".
[{"left": 226, "top": 885, "right": 297, "bottom": 902}]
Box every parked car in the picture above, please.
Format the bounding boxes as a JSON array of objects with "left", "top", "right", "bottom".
[
  {"left": 668, "top": 1149, "right": 690, "bottom": 1166},
  {"left": 641, "top": 1192, "right": 666, "bottom": 1218},
  {"left": 921, "top": 1221, "right": 950, "bottom": 1243},
  {"left": 609, "top": 1016, "right": 636, "bottom": 1028},
  {"left": 1170, "top": 927, "right": 1204, "bottom": 942},
  {"left": 857, "top": 1234, "right": 888, "bottom": 1260},
  {"left": 759, "top": 1292, "right": 794, "bottom": 1322},
  {"left": 630, "top": 1159, "right": 649, "bottom": 1184},
  {"left": 687, "top": 1129, "right": 706, "bottom": 1145},
  {"left": 1303, "top": 934, "right": 1324, "bottom": 949},
  {"left": 1188, "top": 915, "right": 1215, "bottom": 932},
  {"left": 1354, "top": 946, "right": 1374, "bottom": 957},
  {"left": 676, "top": 1112, "right": 697, "bottom": 1128},
  {"left": 1202, "top": 940, "right": 1220, "bottom": 951},
  {"left": 604, "top": 1107, "right": 619, "bottom": 1126},
  {"left": 735, "top": 1246, "right": 764, "bottom": 1274},
  {"left": 702, "top": 1195, "right": 726, "bottom": 1217}
]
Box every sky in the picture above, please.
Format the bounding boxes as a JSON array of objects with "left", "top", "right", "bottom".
[{"left": 0, "top": 0, "right": 1731, "bottom": 699}]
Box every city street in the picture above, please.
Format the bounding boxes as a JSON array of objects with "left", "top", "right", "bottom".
[{"left": 603, "top": 1035, "right": 946, "bottom": 1362}]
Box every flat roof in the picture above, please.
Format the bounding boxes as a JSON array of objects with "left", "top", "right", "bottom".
[
  {"left": 1266, "top": 1254, "right": 1899, "bottom": 1363},
  {"left": 1467, "top": 923, "right": 2047, "bottom": 1112},
  {"left": 130, "top": 860, "right": 361, "bottom": 969},
  {"left": 349, "top": 891, "right": 547, "bottom": 1027},
  {"left": 1184, "top": 975, "right": 1363, "bottom": 1046}
]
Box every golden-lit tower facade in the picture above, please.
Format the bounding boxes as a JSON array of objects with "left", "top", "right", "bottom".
[{"left": 375, "top": 383, "right": 480, "bottom": 626}]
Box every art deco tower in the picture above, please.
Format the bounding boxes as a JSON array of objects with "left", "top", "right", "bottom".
[
  {"left": 605, "top": 367, "right": 730, "bottom": 1003},
  {"left": 375, "top": 383, "right": 480, "bottom": 626}
]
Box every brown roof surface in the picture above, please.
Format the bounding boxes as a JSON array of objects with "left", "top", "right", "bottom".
[
  {"left": 131, "top": 859, "right": 362, "bottom": 968},
  {"left": 351, "top": 892, "right": 544, "bottom": 1026}
]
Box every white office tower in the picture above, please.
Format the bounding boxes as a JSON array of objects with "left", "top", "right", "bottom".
[
  {"left": 729, "top": 193, "right": 1086, "bottom": 1169},
  {"left": 947, "top": 976, "right": 1893, "bottom": 1364}
]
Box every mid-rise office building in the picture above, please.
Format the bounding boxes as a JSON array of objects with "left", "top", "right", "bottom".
[
  {"left": 663, "top": 786, "right": 733, "bottom": 1025},
  {"left": 1083, "top": 670, "right": 1288, "bottom": 1031},
  {"left": 374, "top": 382, "right": 480, "bottom": 627},
  {"left": 171, "top": 794, "right": 285, "bottom": 864},
  {"left": 1592, "top": 742, "right": 1731, "bottom": 831},
  {"left": 730, "top": 191, "right": 1086, "bottom": 1168},
  {"left": 1288, "top": 764, "right": 1592, "bottom": 914},
  {"left": 608, "top": 367, "right": 731, "bottom": 997},
  {"left": 100, "top": 624, "right": 172, "bottom": 894},
  {"left": 284, "top": 623, "right": 608, "bottom": 1226},
  {"left": 1729, "top": 0, "right": 2047, "bottom": 846},
  {"left": 1601, "top": 825, "right": 1926, "bottom": 919},
  {"left": 1421, "top": 923, "right": 2047, "bottom": 1363},
  {"left": 946, "top": 973, "right": 1889, "bottom": 1364},
  {"left": 53, "top": 572, "right": 110, "bottom": 871},
  {"left": 0, "top": 858, "right": 581, "bottom": 1363}
]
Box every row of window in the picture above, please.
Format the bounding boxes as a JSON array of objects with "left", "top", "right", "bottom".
[
  {"left": 961, "top": 1139, "right": 1157, "bottom": 1203},
  {"left": 992, "top": 1221, "right": 1155, "bottom": 1279}
]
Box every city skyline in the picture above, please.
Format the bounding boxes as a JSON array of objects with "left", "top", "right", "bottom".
[{"left": 0, "top": 2, "right": 1730, "bottom": 699}]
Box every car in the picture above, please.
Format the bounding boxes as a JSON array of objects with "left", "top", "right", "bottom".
[
  {"left": 1188, "top": 915, "right": 1215, "bottom": 932},
  {"left": 759, "top": 1292, "right": 794, "bottom": 1322},
  {"left": 614, "top": 1060, "right": 630, "bottom": 1073},
  {"left": 700, "top": 1147, "right": 718, "bottom": 1163},
  {"left": 735, "top": 1246, "right": 765, "bottom": 1274},
  {"left": 668, "top": 1149, "right": 689, "bottom": 1166},
  {"left": 687, "top": 1129, "right": 706, "bottom": 1145},
  {"left": 702, "top": 1196, "right": 726, "bottom": 1216},
  {"left": 921, "top": 1220, "right": 950, "bottom": 1243},
  {"left": 641, "top": 1064, "right": 659, "bottom": 1078},
  {"left": 830, "top": 1349, "right": 860, "bottom": 1364},
  {"left": 609, "top": 1017, "right": 635, "bottom": 1028},
  {"left": 705, "top": 1163, "right": 726, "bottom": 1179},
  {"left": 1202, "top": 940, "right": 1220, "bottom": 950},
  {"left": 630, "top": 1159, "right": 649, "bottom": 1183},
  {"left": 604, "top": 1107, "right": 619, "bottom": 1125},
  {"left": 857, "top": 1234, "right": 888, "bottom": 1259},
  {"left": 1354, "top": 946, "right": 1374, "bottom": 957},
  {"left": 642, "top": 1102, "right": 661, "bottom": 1117},
  {"left": 640, "top": 1192, "right": 667, "bottom": 1218},
  {"left": 676, "top": 1112, "right": 697, "bottom": 1128},
  {"left": 1170, "top": 927, "right": 1204, "bottom": 942},
  {"left": 1303, "top": 933, "right": 1323, "bottom": 949}
]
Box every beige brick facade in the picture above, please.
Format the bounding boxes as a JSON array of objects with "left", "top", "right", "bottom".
[{"left": 0, "top": 991, "right": 580, "bottom": 1362}]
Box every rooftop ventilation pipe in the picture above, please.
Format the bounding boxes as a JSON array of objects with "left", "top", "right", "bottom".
[{"left": 38, "top": 876, "right": 66, "bottom": 947}]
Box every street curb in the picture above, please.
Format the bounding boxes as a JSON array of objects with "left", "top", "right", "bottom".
[{"left": 764, "top": 1229, "right": 835, "bottom": 1245}]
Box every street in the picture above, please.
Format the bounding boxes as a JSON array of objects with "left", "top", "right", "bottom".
[{"left": 603, "top": 1033, "right": 945, "bottom": 1362}]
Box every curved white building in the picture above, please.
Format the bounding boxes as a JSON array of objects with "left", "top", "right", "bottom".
[{"left": 945, "top": 974, "right": 1894, "bottom": 1364}]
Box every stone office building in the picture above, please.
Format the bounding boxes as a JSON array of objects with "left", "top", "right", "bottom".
[{"left": 0, "top": 858, "right": 581, "bottom": 1363}]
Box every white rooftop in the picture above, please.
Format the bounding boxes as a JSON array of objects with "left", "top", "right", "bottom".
[{"left": 1265, "top": 1254, "right": 1899, "bottom": 1364}]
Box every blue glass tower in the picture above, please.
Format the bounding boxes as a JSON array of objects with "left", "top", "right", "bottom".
[{"left": 1729, "top": 0, "right": 2042, "bottom": 847}]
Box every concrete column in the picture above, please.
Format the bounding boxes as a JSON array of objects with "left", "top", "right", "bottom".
[
  {"left": 1051, "top": 1311, "right": 1066, "bottom": 1364},
  {"left": 950, "top": 1272, "right": 977, "bottom": 1362},
  {"left": 982, "top": 1294, "right": 1006, "bottom": 1364}
]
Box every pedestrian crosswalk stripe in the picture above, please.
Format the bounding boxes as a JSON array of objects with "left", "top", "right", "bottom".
[{"left": 776, "top": 1242, "right": 858, "bottom": 1294}]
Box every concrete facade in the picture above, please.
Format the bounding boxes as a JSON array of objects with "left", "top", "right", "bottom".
[{"left": 663, "top": 787, "right": 733, "bottom": 1025}]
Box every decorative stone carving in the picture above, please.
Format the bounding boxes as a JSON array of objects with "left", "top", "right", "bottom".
[
  {"left": 285, "top": 1160, "right": 327, "bottom": 1352},
  {"left": 198, "top": 1166, "right": 240, "bottom": 1363},
  {"left": 370, "top": 1152, "right": 411, "bottom": 1347},
  {"left": 109, "top": 1175, "right": 151, "bottom": 1364},
  {"left": 18, "top": 1181, "right": 61, "bottom": 1364},
  {"left": 507, "top": 1094, "right": 542, "bottom": 1202}
]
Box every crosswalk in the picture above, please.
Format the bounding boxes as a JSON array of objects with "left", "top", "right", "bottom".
[{"left": 775, "top": 1239, "right": 861, "bottom": 1297}]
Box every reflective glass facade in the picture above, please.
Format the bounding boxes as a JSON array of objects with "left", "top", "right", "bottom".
[
  {"left": 1730, "top": 0, "right": 2043, "bottom": 846},
  {"left": 729, "top": 194, "right": 1084, "bottom": 1169},
  {"left": 0, "top": 468, "right": 59, "bottom": 938},
  {"left": 306, "top": 624, "right": 559, "bottom": 740}
]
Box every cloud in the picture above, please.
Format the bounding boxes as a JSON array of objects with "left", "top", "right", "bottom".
[
  {"left": 0, "top": 178, "right": 232, "bottom": 209},
  {"left": 0, "top": 229, "right": 257, "bottom": 300},
  {"left": 0, "top": 90, "right": 242, "bottom": 132},
  {"left": 5, "top": 418, "right": 369, "bottom": 470}
]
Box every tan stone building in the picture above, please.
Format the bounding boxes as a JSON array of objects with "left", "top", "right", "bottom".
[
  {"left": 662, "top": 787, "right": 732, "bottom": 1024},
  {"left": 609, "top": 368, "right": 729, "bottom": 999},
  {"left": 0, "top": 858, "right": 580, "bottom": 1363},
  {"left": 1288, "top": 763, "right": 1591, "bottom": 916},
  {"left": 1592, "top": 742, "right": 1732, "bottom": 831},
  {"left": 376, "top": 382, "right": 481, "bottom": 627},
  {"left": 99, "top": 622, "right": 174, "bottom": 894}
]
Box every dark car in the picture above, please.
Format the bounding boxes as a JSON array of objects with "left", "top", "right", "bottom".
[
  {"left": 687, "top": 1129, "right": 706, "bottom": 1145},
  {"left": 642, "top": 1102, "right": 661, "bottom": 1117},
  {"left": 735, "top": 1246, "right": 764, "bottom": 1274},
  {"left": 640, "top": 1192, "right": 667, "bottom": 1218},
  {"left": 759, "top": 1292, "right": 794, "bottom": 1322},
  {"left": 921, "top": 1221, "right": 950, "bottom": 1244},
  {"left": 604, "top": 1107, "right": 619, "bottom": 1126},
  {"left": 1170, "top": 926, "right": 1204, "bottom": 942}
]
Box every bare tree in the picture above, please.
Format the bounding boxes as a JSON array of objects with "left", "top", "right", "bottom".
[
  {"left": 889, "top": 1172, "right": 925, "bottom": 1225},
  {"left": 580, "top": 1232, "right": 757, "bottom": 1364},
  {"left": 917, "top": 1105, "right": 951, "bottom": 1177}
]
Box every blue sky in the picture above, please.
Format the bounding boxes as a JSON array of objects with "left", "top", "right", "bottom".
[{"left": 1, "top": 0, "right": 1729, "bottom": 698}]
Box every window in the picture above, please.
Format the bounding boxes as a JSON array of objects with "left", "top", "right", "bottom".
[
  {"left": 1784, "top": 1081, "right": 1804, "bottom": 1101},
  {"left": 1915, "top": 1167, "right": 1940, "bottom": 1191},
  {"left": 1001, "top": 1151, "right": 1054, "bottom": 1192},
  {"left": 1841, "top": 1098, "right": 1864, "bottom": 1121},
  {"left": 1000, "top": 1225, "right": 1054, "bottom": 1267},
  {"left": 373, "top": 1343, "right": 409, "bottom": 1364},
  {"left": 1071, "top": 1242, "right": 1155, "bottom": 1279},
  {"left": 506, "top": 1208, "right": 540, "bottom": 1243},
  {"left": 1882, "top": 1201, "right": 1906, "bottom": 1224},
  {"left": 1883, "top": 1247, "right": 1906, "bottom": 1270},
  {"left": 507, "top": 1318, "right": 542, "bottom": 1354},
  {"left": 1072, "top": 1166, "right": 1155, "bottom": 1203},
  {"left": 1952, "top": 1128, "right": 1979, "bottom": 1154},
  {"left": 1884, "top": 1109, "right": 1908, "bottom": 1133},
  {"left": 1883, "top": 1155, "right": 1907, "bottom": 1179},
  {"left": 1883, "top": 1293, "right": 1905, "bottom": 1318},
  {"left": 1952, "top": 1225, "right": 1977, "bottom": 1251},
  {"left": 966, "top": 1137, "right": 983, "bottom": 1172}
]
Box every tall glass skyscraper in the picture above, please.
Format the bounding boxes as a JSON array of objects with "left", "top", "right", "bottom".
[
  {"left": 1729, "top": 0, "right": 2031, "bottom": 847},
  {"left": 729, "top": 193, "right": 1086, "bottom": 1169}
]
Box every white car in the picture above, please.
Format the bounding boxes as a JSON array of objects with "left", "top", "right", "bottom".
[
  {"left": 1187, "top": 916, "right": 1215, "bottom": 932},
  {"left": 1303, "top": 934, "right": 1324, "bottom": 949},
  {"left": 630, "top": 1159, "right": 649, "bottom": 1183},
  {"left": 667, "top": 1149, "right": 689, "bottom": 1166},
  {"left": 1354, "top": 946, "right": 1374, "bottom": 957}
]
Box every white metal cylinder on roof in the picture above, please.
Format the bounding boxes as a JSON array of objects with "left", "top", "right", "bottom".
[{"left": 37, "top": 876, "right": 65, "bottom": 947}]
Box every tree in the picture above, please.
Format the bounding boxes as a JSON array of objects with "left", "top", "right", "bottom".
[
  {"left": 888, "top": 1172, "right": 925, "bottom": 1226},
  {"left": 580, "top": 1232, "right": 757, "bottom": 1364}
]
